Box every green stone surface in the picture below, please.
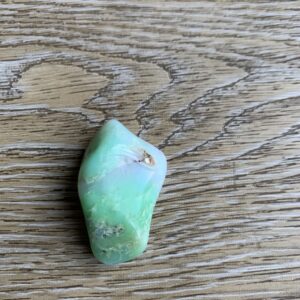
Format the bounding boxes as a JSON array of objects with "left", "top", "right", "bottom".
[{"left": 78, "top": 119, "right": 167, "bottom": 265}]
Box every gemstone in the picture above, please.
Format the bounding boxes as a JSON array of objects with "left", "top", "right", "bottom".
[{"left": 78, "top": 119, "right": 167, "bottom": 264}]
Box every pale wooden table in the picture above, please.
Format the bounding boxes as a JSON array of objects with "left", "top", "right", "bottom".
[{"left": 1, "top": 1, "right": 300, "bottom": 299}]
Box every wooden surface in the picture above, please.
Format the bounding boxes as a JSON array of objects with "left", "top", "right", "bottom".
[{"left": 1, "top": 1, "right": 300, "bottom": 299}]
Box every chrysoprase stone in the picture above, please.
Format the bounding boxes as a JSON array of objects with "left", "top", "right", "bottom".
[{"left": 78, "top": 119, "right": 167, "bottom": 265}]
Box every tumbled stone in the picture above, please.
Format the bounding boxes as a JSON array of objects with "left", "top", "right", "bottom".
[{"left": 78, "top": 119, "right": 167, "bottom": 264}]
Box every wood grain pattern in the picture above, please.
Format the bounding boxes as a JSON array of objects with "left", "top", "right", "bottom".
[{"left": 1, "top": 1, "right": 300, "bottom": 299}]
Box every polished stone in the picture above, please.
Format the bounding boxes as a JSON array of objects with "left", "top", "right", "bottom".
[{"left": 78, "top": 119, "right": 167, "bottom": 264}]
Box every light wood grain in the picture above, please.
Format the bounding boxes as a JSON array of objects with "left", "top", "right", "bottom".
[{"left": 1, "top": 1, "right": 300, "bottom": 299}]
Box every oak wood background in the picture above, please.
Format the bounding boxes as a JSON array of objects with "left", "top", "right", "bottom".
[{"left": 1, "top": 1, "right": 300, "bottom": 299}]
